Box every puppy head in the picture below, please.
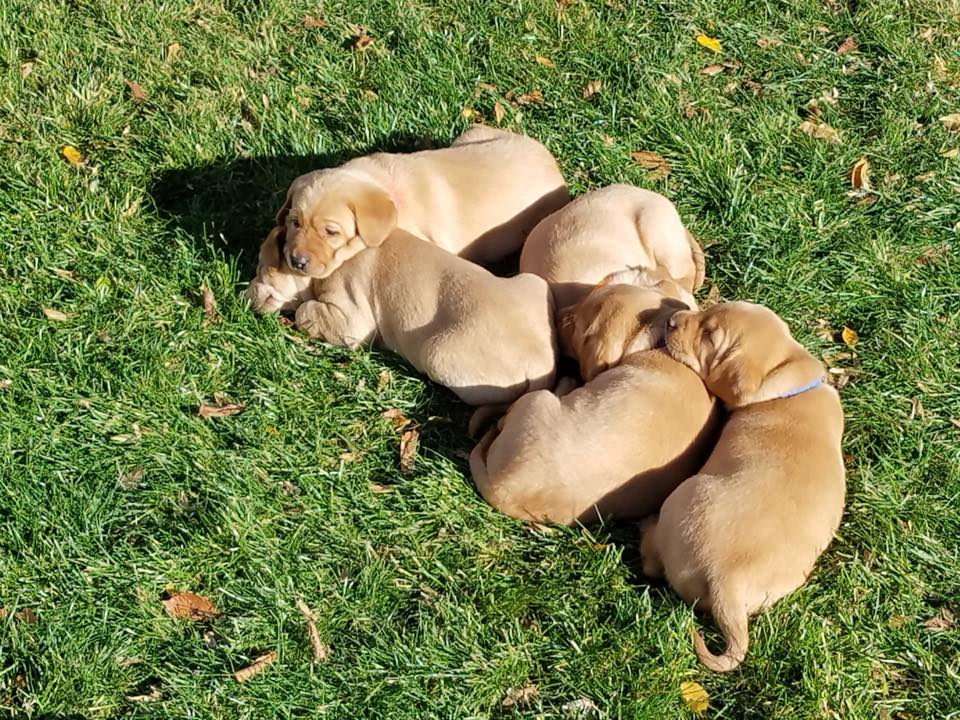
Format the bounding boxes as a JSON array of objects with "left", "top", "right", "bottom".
[
  {"left": 560, "top": 267, "right": 697, "bottom": 382},
  {"left": 277, "top": 169, "right": 398, "bottom": 278},
  {"left": 665, "top": 301, "right": 824, "bottom": 408}
]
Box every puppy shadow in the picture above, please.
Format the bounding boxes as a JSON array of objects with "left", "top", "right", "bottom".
[{"left": 149, "top": 133, "right": 433, "bottom": 277}]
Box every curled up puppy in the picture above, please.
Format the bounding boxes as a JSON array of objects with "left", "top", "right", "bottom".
[
  {"left": 641, "top": 301, "right": 846, "bottom": 672},
  {"left": 469, "top": 273, "right": 720, "bottom": 525},
  {"left": 292, "top": 228, "right": 556, "bottom": 407}
]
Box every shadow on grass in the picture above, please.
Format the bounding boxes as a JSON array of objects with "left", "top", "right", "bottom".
[{"left": 149, "top": 133, "right": 433, "bottom": 276}]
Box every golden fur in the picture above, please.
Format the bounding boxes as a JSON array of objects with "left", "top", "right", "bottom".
[
  {"left": 641, "top": 301, "right": 845, "bottom": 672},
  {"left": 518, "top": 184, "right": 705, "bottom": 312},
  {"left": 470, "top": 281, "right": 719, "bottom": 525}
]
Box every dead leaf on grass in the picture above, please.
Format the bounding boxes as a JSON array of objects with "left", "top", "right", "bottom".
[
  {"left": 502, "top": 684, "right": 539, "bottom": 707},
  {"left": 0, "top": 607, "right": 37, "bottom": 623},
  {"left": 919, "top": 27, "right": 934, "bottom": 42},
  {"left": 234, "top": 650, "right": 277, "bottom": 682},
  {"left": 841, "top": 326, "right": 859, "bottom": 347},
  {"left": 630, "top": 150, "right": 671, "bottom": 179},
  {"left": 295, "top": 599, "right": 330, "bottom": 661},
  {"left": 799, "top": 120, "right": 840, "bottom": 143},
  {"left": 369, "top": 483, "right": 394, "bottom": 494},
  {"left": 836, "top": 36, "right": 858, "bottom": 56},
  {"left": 201, "top": 286, "right": 217, "bottom": 325},
  {"left": 381, "top": 408, "right": 411, "bottom": 430},
  {"left": 119, "top": 467, "right": 144, "bottom": 489},
  {"left": 756, "top": 37, "right": 780, "bottom": 49},
  {"left": 60, "top": 145, "right": 83, "bottom": 167},
  {"left": 125, "top": 79, "right": 146, "bottom": 102},
  {"left": 913, "top": 171, "right": 935, "bottom": 182},
  {"left": 42, "top": 307, "right": 68, "bottom": 321},
  {"left": 581, "top": 79, "right": 602, "bottom": 99},
  {"left": 950, "top": 418, "right": 960, "bottom": 431},
  {"left": 915, "top": 244, "right": 949, "bottom": 266},
  {"left": 0, "top": 379, "right": 11, "bottom": 390},
  {"left": 814, "top": 319, "right": 834, "bottom": 341},
  {"left": 165, "top": 42, "right": 181, "bottom": 61},
  {"left": 352, "top": 27, "right": 375, "bottom": 52},
  {"left": 339, "top": 451, "right": 359, "bottom": 462},
  {"left": 21, "top": 61, "right": 34, "bottom": 78},
  {"left": 535, "top": 55, "right": 555, "bottom": 67},
  {"left": 940, "top": 114, "right": 960, "bottom": 131},
  {"left": 126, "top": 687, "right": 161, "bottom": 703},
  {"left": 680, "top": 681, "right": 709, "bottom": 714},
  {"left": 399, "top": 428, "right": 419, "bottom": 473},
  {"left": 303, "top": 14, "right": 326, "bottom": 28},
  {"left": 850, "top": 157, "right": 870, "bottom": 190},
  {"left": 887, "top": 614, "right": 910, "bottom": 629},
  {"left": 162, "top": 591, "right": 221, "bottom": 621},
  {"left": 493, "top": 101, "right": 505, "bottom": 124},
  {"left": 561, "top": 697, "right": 600, "bottom": 716},
  {"left": 699, "top": 64, "right": 724, "bottom": 76},
  {"left": 198, "top": 402, "right": 244, "bottom": 417},
  {"left": 696, "top": 34, "right": 722, "bottom": 53},
  {"left": 516, "top": 89, "right": 544, "bottom": 105},
  {"left": 940, "top": 147, "right": 959, "bottom": 158}
]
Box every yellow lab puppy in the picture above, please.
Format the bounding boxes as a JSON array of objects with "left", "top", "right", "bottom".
[
  {"left": 469, "top": 277, "right": 719, "bottom": 525},
  {"left": 642, "top": 301, "right": 845, "bottom": 672},
  {"left": 274, "top": 126, "right": 568, "bottom": 279},
  {"left": 293, "top": 228, "right": 556, "bottom": 406},
  {"left": 518, "top": 184, "right": 705, "bottom": 311}
]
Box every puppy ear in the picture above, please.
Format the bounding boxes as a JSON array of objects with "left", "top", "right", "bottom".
[
  {"left": 711, "top": 345, "right": 824, "bottom": 408},
  {"left": 258, "top": 226, "right": 286, "bottom": 271},
  {"left": 748, "top": 349, "right": 825, "bottom": 405},
  {"left": 684, "top": 229, "right": 706, "bottom": 291},
  {"left": 275, "top": 190, "right": 292, "bottom": 226},
  {"left": 350, "top": 183, "right": 398, "bottom": 247}
]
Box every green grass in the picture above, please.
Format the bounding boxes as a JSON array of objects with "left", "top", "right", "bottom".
[{"left": 2, "top": 0, "right": 959, "bottom": 717}]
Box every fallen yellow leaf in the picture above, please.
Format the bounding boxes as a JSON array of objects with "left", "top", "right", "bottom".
[
  {"left": 680, "top": 681, "right": 709, "bottom": 714},
  {"left": 836, "top": 36, "right": 858, "bottom": 56},
  {"left": 60, "top": 145, "right": 82, "bottom": 167},
  {"left": 799, "top": 120, "right": 840, "bottom": 143},
  {"left": 535, "top": 55, "right": 555, "bottom": 67},
  {"left": 166, "top": 42, "right": 181, "bottom": 61},
  {"left": 581, "top": 79, "right": 602, "bottom": 99},
  {"left": 461, "top": 107, "right": 476, "bottom": 119},
  {"left": 699, "top": 64, "right": 724, "bottom": 76},
  {"left": 399, "top": 428, "right": 419, "bottom": 474},
  {"left": 696, "top": 34, "right": 722, "bottom": 53},
  {"left": 850, "top": 157, "right": 870, "bottom": 190},
  {"left": 940, "top": 147, "right": 959, "bottom": 158},
  {"left": 493, "top": 101, "right": 505, "bottom": 125},
  {"left": 162, "top": 591, "right": 221, "bottom": 621},
  {"left": 841, "top": 326, "right": 859, "bottom": 346}
]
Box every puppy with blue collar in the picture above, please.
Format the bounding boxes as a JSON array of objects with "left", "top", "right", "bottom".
[{"left": 641, "top": 301, "right": 845, "bottom": 672}]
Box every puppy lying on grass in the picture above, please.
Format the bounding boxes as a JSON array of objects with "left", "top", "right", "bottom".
[
  {"left": 260, "top": 124, "right": 566, "bottom": 281},
  {"left": 641, "top": 301, "right": 845, "bottom": 672},
  {"left": 519, "top": 184, "right": 705, "bottom": 312},
  {"left": 470, "top": 272, "right": 720, "bottom": 525},
  {"left": 290, "top": 228, "right": 556, "bottom": 407}
]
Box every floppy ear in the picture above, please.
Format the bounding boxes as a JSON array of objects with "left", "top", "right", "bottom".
[
  {"left": 275, "top": 192, "right": 292, "bottom": 226},
  {"left": 711, "top": 345, "right": 824, "bottom": 408},
  {"left": 350, "top": 183, "right": 398, "bottom": 247},
  {"left": 258, "top": 226, "right": 286, "bottom": 271},
  {"left": 748, "top": 349, "right": 825, "bottom": 405}
]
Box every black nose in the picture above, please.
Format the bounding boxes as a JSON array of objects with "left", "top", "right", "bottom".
[{"left": 289, "top": 255, "right": 308, "bottom": 270}]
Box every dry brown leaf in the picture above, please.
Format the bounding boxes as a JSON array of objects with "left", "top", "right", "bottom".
[
  {"left": 339, "top": 451, "right": 359, "bottom": 463},
  {"left": 814, "top": 319, "right": 835, "bottom": 342},
  {"left": 920, "top": 27, "right": 934, "bottom": 42},
  {"left": 198, "top": 402, "right": 244, "bottom": 417},
  {"left": 841, "top": 326, "right": 859, "bottom": 347},
  {"left": 369, "top": 483, "right": 394, "bottom": 494},
  {"left": 799, "top": 120, "right": 840, "bottom": 143},
  {"left": 561, "top": 697, "right": 600, "bottom": 716},
  {"left": 940, "top": 148, "right": 959, "bottom": 158},
  {"left": 353, "top": 31, "right": 374, "bottom": 52},
  {"left": 939, "top": 114, "right": 960, "bottom": 131},
  {"left": 756, "top": 37, "right": 780, "bottom": 49},
  {"left": 52, "top": 268, "right": 74, "bottom": 279},
  {"left": 502, "top": 684, "right": 539, "bottom": 707},
  {"left": 922, "top": 609, "right": 955, "bottom": 631},
  {"left": 535, "top": 55, "right": 555, "bottom": 67},
  {"left": 630, "top": 150, "right": 671, "bottom": 179},
  {"left": 42, "top": 307, "right": 68, "bottom": 321},
  {"left": 362, "top": 89, "right": 378, "bottom": 101},
  {"left": 303, "top": 14, "right": 326, "bottom": 28},
  {"left": 601, "top": 134, "right": 615, "bottom": 145},
  {"left": 295, "top": 599, "right": 330, "bottom": 661},
  {"left": 381, "top": 408, "right": 411, "bottom": 430},
  {"left": 234, "top": 651, "right": 277, "bottom": 682},
  {"left": 493, "top": 101, "right": 505, "bottom": 125},
  {"left": 201, "top": 286, "right": 217, "bottom": 325},
  {"left": 699, "top": 64, "right": 724, "bottom": 76},
  {"left": 126, "top": 687, "right": 161, "bottom": 703},
  {"left": 915, "top": 244, "right": 949, "bottom": 266},
  {"left": 516, "top": 89, "right": 544, "bottom": 105},
  {"left": 162, "top": 591, "right": 221, "bottom": 620},
  {"left": 399, "top": 428, "right": 419, "bottom": 473},
  {"left": 887, "top": 614, "right": 909, "bottom": 629},
  {"left": 0, "top": 608, "right": 37, "bottom": 623},
  {"left": 21, "top": 61, "right": 34, "bottom": 79},
  {"left": 0, "top": 379, "right": 11, "bottom": 390},
  {"left": 914, "top": 171, "right": 935, "bottom": 182},
  {"left": 836, "top": 36, "right": 858, "bottom": 55},
  {"left": 581, "top": 79, "right": 602, "bottom": 99},
  {"left": 119, "top": 467, "right": 143, "bottom": 489},
  {"left": 950, "top": 418, "right": 960, "bottom": 430},
  {"left": 850, "top": 157, "right": 870, "bottom": 190},
  {"left": 125, "top": 80, "right": 146, "bottom": 102},
  {"left": 166, "top": 42, "right": 181, "bottom": 61}
]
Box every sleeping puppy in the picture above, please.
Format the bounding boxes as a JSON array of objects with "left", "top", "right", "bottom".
[
  {"left": 469, "top": 278, "right": 720, "bottom": 525},
  {"left": 641, "top": 301, "right": 845, "bottom": 672},
  {"left": 275, "top": 125, "right": 568, "bottom": 280},
  {"left": 293, "top": 228, "right": 556, "bottom": 406},
  {"left": 519, "top": 184, "right": 705, "bottom": 312}
]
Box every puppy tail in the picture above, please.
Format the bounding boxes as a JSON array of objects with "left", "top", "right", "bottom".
[
  {"left": 685, "top": 229, "right": 706, "bottom": 291},
  {"left": 692, "top": 589, "right": 749, "bottom": 673}
]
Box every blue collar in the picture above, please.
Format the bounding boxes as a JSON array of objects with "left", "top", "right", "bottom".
[{"left": 779, "top": 376, "right": 824, "bottom": 399}]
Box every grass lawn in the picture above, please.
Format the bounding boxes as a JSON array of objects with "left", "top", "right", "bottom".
[{"left": 2, "top": 0, "right": 960, "bottom": 717}]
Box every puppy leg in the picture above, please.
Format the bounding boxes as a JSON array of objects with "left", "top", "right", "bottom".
[
  {"left": 639, "top": 516, "right": 665, "bottom": 578},
  {"left": 468, "top": 403, "right": 510, "bottom": 438},
  {"left": 295, "top": 300, "right": 367, "bottom": 348}
]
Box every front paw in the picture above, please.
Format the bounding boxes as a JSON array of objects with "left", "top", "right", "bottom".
[{"left": 246, "top": 279, "right": 289, "bottom": 314}]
